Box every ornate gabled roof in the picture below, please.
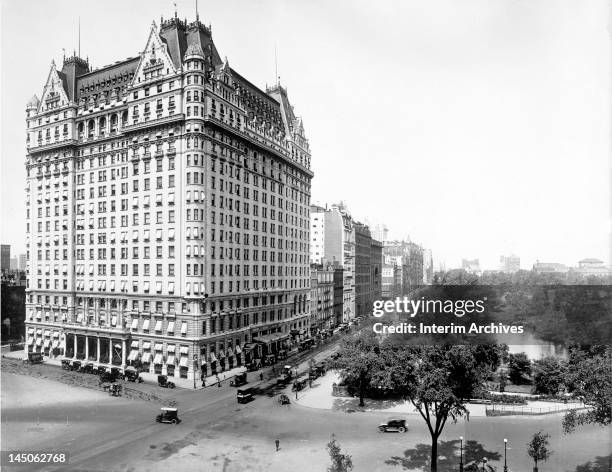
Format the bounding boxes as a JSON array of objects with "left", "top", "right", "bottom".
[{"left": 26, "top": 94, "right": 40, "bottom": 109}]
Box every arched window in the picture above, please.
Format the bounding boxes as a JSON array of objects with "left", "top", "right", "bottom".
[
  {"left": 87, "top": 120, "right": 94, "bottom": 139},
  {"left": 99, "top": 117, "right": 106, "bottom": 136},
  {"left": 78, "top": 122, "right": 84, "bottom": 139},
  {"left": 110, "top": 114, "right": 118, "bottom": 133}
]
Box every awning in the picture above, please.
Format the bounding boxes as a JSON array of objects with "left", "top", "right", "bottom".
[
  {"left": 167, "top": 321, "right": 175, "bottom": 333},
  {"left": 44, "top": 330, "right": 51, "bottom": 336},
  {"left": 180, "top": 322, "right": 188, "bottom": 334},
  {"left": 36, "top": 329, "right": 42, "bottom": 335},
  {"left": 131, "top": 319, "right": 138, "bottom": 329},
  {"left": 27, "top": 337, "right": 34, "bottom": 345},
  {"left": 179, "top": 346, "right": 189, "bottom": 355},
  {"left": 142, "top": 319, "right": 150, "bottom": 330},
  {"left": 76, "top": 313, "right": 83, "bottom": 322},
  {"left": 153, "top": 353, "right": 163, "bottom": 364},
  {"left": 209, "top": 352, "right": 217, "bottom": 362},
  {"left": 52, "top": 340, "right": 59, "bottom": 348},
  {"left": 131, "top": 340, "right": 139, "bottom": 348},
  {"left": 235, "top": 345, "right": 242, "bottom": 354},
  {"left": 141, "top": 352, "right": 151, "bottom": 363},
  {"left": 167, "top": 345, "right": 176, "bottom": 353},
  {"left": 28, "top": 327, "right": 34, "bottom": 334},
  {"left": 154, "top": 320, "right": 162, "bottom": 332},
  {"left": 166, "top": 355, "right": 176, "bottom": 365},
  {"left": 43, "top": 339, "right": 50, "bottom": 348},
  {"left": 52, "top": 332, "right": 60, "bottom": 338},
  {"left": 179, "top": 356, "right": 189, "bottom": 367},
  {"left": 35, "top": 338, "right": 42, "bottom": 346},
  {"left": 218, "top": 350, "right": 225, "bottom": 358},
  {"left": 128, "top": 350, "right": 139, "bottom": 361},
  {"left": 154, "top": 343, "right": 163, "bottom": 351},
  {"left": 142, "top": 341, "right": 151, "bottom": 350},
  {"left": 253, "top": 333, "right": 289, "bottom": 344}
]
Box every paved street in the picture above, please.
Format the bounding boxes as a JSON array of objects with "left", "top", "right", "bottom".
[{"left": 2, "top": 353, "right": 611, "bottom": 472}]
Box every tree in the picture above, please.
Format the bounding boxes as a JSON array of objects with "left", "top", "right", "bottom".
[
  {"left": 527, "top": 431, "right": 552, "bottom": 471},
  {"left": 330, "top": 332, "right": 383, "bottom": 407},
  {"left": 508, "top": 352, "right": 531, "bottom": 384},
  {"left": 563, "top": 347, "right": 612, "bottom": 433},
  {"left": 381, "top": 345, "right": 488, "bottom": 472},
  {"left": 327, "top": 434, "right": 353, "bottom": 472},
  {"left": 533, "top": 357, "right": 566, "bottom": 395}
]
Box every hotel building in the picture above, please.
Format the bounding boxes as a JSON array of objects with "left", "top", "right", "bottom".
[{"left": 24, "top": 15, "right": 312, "bottom": 381}]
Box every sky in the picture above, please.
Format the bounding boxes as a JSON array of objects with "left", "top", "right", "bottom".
[{"left": 1, "top": 0, "right": 610, "bottom": 270}]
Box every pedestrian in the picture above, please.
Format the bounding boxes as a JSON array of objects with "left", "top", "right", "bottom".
[
  {"left": 260, "top": 372, "right": 264, "bottom": 381},
  {"left": 275, "top": 438, "right": 280, "bottom": 452}
]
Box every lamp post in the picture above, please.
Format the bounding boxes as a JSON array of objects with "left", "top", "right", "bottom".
[
  {"left": 459, "top": 436, "right": 464, "bottom": 472},
  {"left": 503, "top": 439, "right": 508, "bottom": 472}
]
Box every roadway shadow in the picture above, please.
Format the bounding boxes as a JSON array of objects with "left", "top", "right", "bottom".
[
  {"left": 385, "top": 439, "right": 501, "bottom": 471},
  {"left": 570, "top": 455, "right": 612, "bottom": 472}
]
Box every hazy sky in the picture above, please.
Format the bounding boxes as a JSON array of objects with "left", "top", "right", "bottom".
[{"left": 1, "top": 0, "right": 610, "bottom": 270}]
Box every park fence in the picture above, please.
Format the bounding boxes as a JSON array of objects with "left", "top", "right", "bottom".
[{"left": 486, "top": 402, "right": 591, "bottom": 417}]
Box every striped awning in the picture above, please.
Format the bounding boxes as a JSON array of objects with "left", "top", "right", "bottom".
[
  {"left": 127, "top": 350, "right": 139, "bottom": 361},
  {"left": 179, "top": 356, "right": 189, "bottom": 367}
]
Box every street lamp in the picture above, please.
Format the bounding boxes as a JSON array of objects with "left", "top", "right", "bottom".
[
  {"left": 503, "top": 438, "right": 508, "bottom": 472},
  {"left": 459, "top": 436, "right": 464, "bottom": 472}
]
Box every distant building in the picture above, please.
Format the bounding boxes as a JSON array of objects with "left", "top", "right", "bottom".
[
  {"left": 1, "top": 245, "right": 10, "bottom": 273},
  {"left": 310, "top": 264, "right": 335, "bottom": 336},
  {"left": 370, "top": 238, "right": 383, "bottom": 308},
  {"left": 18, "top": 254, "right": 27, "bottom": 271},
  {"left": 371, "top": 224, "right": 388, "bottom": 244},
  {"left": 500, "top": 255, "right": 520, "bottom": 273},
  {"left": 573, "top": 258, "right": 611, "bottom": 277},
  {"left": 462, "top": 258, "right": 481, "bottom": 275},
  {"left": 533, "top": 262, "right": 569, "bottom": 274},
  {"left": 383, "top": 240, "right": 427, "bottom": 294},
  {"left": 309, "top": 203, "right": 355, "bottom": 321},
  {"left": 354, "top": 222, "right": 372, "bottom": 318},
  {"left": 10, "top": 257, "right": 19, "bottom": 271},
  {"left": 1, "top": 283, "right": 26, "bottom": 342}
]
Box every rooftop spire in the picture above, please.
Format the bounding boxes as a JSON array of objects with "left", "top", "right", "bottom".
[{"left": 196, "top": 0, "right": 199, "bottom": 21}]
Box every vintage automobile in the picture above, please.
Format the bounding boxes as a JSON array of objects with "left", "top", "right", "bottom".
[
  {"left": 157, "top": 375, "right": 176, "bottom": 389},
  {"left": 81, "top": 362, "right": 95, "bottom": 374},
  {"left": 292, "top": 375, "right": 309, "bottom": 392},
  {"left": 230, "top": 372, "right": 247, "bottom": 387},
  {"left": 23, "top": 352, "right": 43, "bottom": 364},
  {"left": 124, "top": 366, "right": 144, "bottom": 383},
  {"left": 237, "top": 387, "right": 254, "bottom": 404},
  {"left": 61, "top": 359, "right": 71, "bottom": 370},
  {"left": 70, "top": 360, "right": 82, "bottom": 371},
  {"left": 99, "top": 370, "right": 120, "bottom": 384},
  {"left": 109, "top": 383, "right": 122, "bottom": 397},
  {"left": 263, "top": 354, "right": 276, "bottom": 366},
  {"left": 277, "top": 350, "right": 288, "bottom": 360},
  {"left": 378, "top": 418, "right": 408, "bottom": 433},
  {"left": 156, "top": 407, "right": 181, "bottom": 424},
  {"left": 277, "top": 393, "right": 291, "bottom": 405}
]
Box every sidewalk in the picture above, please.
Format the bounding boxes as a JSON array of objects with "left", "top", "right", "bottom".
[{"left": 293, "top": 371, "right": 488, "bottom": 417}]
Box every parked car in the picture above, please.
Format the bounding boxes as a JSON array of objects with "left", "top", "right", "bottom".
[
  {"left": 81, "top": 362, "right": 95, "bottom": 374},
  {"left": 156, "top": 407, "right": 181, "bottom": 424},
  {"left": 70, "top": 360, "right": 82, "bottom": 371},
  {"left": 157, "top": 375, "right": 175, "bottom": 389},
  {"left": 61, "top": 359, "right": 71, "bottom": 370},
  {"left": 378, "top": 418, "right": 407, "bottom": 433},
  {"left": 23, "top": 352, "right": 43, "bottom": 364},
  {"left": 230, "top": 372, "right": 247, "bottom": 387},
  {"left": 277, "top": 393, "right": 291, "bottom": 405},
  {"left": 124, "top": 366, "right": 144, "bottom": 383},
  {"left": 109, "top": 383, "right": 122, "bottom": 397},
  {"left": 99, "top": 370, "right": 120, "bottom": 384}
]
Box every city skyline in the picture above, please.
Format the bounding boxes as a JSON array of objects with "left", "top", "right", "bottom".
[{"left": 1, "top": 0, "right": 610, "bottom": 271}]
